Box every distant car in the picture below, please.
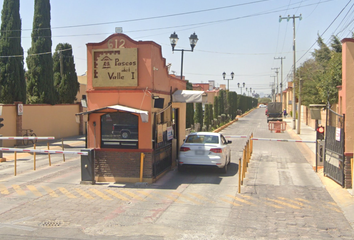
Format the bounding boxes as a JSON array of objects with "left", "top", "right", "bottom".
[
  {"left": 259, "top": 104, "right": 267, "bottom": 108},
  {"left": 178, "top": 132, "right": 232, "bottom": 173}
]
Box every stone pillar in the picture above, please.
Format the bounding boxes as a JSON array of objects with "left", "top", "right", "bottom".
[{"left": 345, "top": 154, "right": 353, "bottom": 189}]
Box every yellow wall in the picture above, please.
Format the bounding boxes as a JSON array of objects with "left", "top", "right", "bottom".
[{"left": 0, "top": 104, "right": 80, "bottom": 147}]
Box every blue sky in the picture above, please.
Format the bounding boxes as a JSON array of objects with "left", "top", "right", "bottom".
[{"left": 1, "top": 0, "right": 352, "bottom": 96}]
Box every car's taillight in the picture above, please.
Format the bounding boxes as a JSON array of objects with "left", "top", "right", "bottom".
[
  {"left": 180, "top": 147, "right": 190, "bottom": 152},
  {"left": 210, "top": 148, "right": 222, "bottom": 153}
]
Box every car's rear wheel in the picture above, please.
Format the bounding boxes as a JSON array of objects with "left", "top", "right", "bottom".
[{"left": 121, "top": 131, "right": 130, "bottom": 139}]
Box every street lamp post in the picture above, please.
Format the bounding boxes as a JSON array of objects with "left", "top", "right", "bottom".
[
  {"left": 169, "top": 32, "right": 199, "bottom": 80},
  {"left": 222, "top": 72, "right": 234, "bottom": 91},
  {"left": 238, "top": 82, "right": 245, "bottom": 95}
]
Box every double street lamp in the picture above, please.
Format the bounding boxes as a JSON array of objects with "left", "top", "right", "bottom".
[
  {"left": 169, "top": 32, "right": 199, "bottom": 80},
  {"left": 238, "top": 82, "right": 245, "bottom": 95},
  {"left": 222, "top": 72, "right": 234, "bottom": 91}
]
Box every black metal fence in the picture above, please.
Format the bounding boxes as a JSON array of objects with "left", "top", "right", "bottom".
[
  {"left": 324, "top": 108, "right": 345, "bottom": 186},
  {"left": 153, "top": 143, "right": 172, "bottom": 178}
]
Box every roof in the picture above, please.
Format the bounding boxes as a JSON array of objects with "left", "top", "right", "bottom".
[{"left": 76, "top": 104, "right": 149, "bottom": 123}]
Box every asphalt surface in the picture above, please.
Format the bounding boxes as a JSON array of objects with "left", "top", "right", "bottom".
[{"left": 0, "top": 109, "right": 353, "bottom": 239}]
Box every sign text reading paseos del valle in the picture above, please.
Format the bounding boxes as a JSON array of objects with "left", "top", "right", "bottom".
[{"left": 92, "top": 48, "right": 138, "bottom": 87}]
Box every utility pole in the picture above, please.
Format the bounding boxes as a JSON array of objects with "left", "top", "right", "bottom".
[
  {"left": 270, "top": 76, "right": 276, "bottom": 102},
  {"left": 297, "top": 78, "right": 302, "bottom": 134},
  {"left": 271, "top": 67, "right": 279, "bottom": 101},
  {"left": 274, "top": 57, "right": 285, "bottom": 107},
  {"left": 280, "top": 14, "right": 302, "bottom": 130}
]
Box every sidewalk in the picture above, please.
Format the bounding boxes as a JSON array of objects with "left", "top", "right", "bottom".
[{"left": 284, "top": 118, "right": 354, "bottom": 229}]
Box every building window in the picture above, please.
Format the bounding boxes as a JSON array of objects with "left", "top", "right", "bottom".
[{"left": 101, "top": 112, "right": 138, "bottom": 149}]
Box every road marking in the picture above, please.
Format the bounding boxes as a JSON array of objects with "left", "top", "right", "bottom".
[
  {"left": 323, "top": 205, "right": 342, "bottom": 213},
  {"left": 42, "top": 186, "right": 58, "bottom": 198},
  {"left": 221, "top": 198, "right": 241, "bottom": 206},
  {"left": 188, "top": 193, "right": 215, "bottom": 203},
  {"left": 278, "top": 197, "right": 307, "bottom": 208},
  {"left": 89, "top": 189, "right": 112, "bottom": 200},
  {"left": 12, "top": 185, "right": 26, "bottom": 196},
  {"left": 120, "top": 190, "right": 145, "bottom": 201},
  {"left": 76, "top": 188, "right": 94, "bottom": 199},
  {"left": 0, "top": 184, "right": 9, "bottom": 194},
  {"left": 295, "top": 198, "right": 310, "bottom": 203},
  {"left": 265, "top": 198, "right": 301, "bottom": 209},
  {"left": 326, "top": 201, "right": 337, "bottom": 206},
  {"left": 227, "top": 195, "right": 255, "bottom": 205},
  {"left": 238, "top": 195, "right": 282, "bottom": 209},
  {"left": 58, "top": 187, "right": 76, "bottom": 198},
  {"left": 171, "top": 192, "right": 202, "bottom": 205},
  {"left": 136, "top": 190, "right": 160, "bottom": 200},
  {"left": 27, "top": 185, "right": 42, "bottom": 197},
  {"left": 105, "top": 189, "right": 130, "bottom": 201}
]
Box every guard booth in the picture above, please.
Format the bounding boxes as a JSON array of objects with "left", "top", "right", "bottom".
[{"left": 77, "top": 33, "right": 202, "bottom": 183}]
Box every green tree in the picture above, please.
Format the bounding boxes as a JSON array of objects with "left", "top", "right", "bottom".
[
  {"left": 218, "top": 90, "right": 225, "bottom": 114},
  {"left": 319, "top": 51, "right": 342, "bottom": 104},
  {"left": 227, "top": 91, "right": 237, "bottom": 119},
  {"left": 330, "top": 35, "right": 342, "bottom": 53},
  {"left": 194, "top": 102, "right": 203, "bottom": 128},
  {"left": 208, "top": 104, "right": 213, "bottom": 127},
  {"left": 312, "top": 35, "right": 331, "bottom": 69},
  {"left": 213, "top": 96, "right": 219, "bottom": 119},
  {"left": 0, "top": 0, "right": 26, "bottom": 103},
  {"left": 296, "top": 59, "right": 322, "bottom": 106},
  {"left": 26, "top": 0, "right": 57, "bottom": 104},
  {"left": 186, "top": 81, "right": 194, "bottom": 128},
  {"left": 203, "top": 104, "right": 210, "bottom": 131},
  {"left": 53, "top": 43, "right": 79, "bottom": 103}
]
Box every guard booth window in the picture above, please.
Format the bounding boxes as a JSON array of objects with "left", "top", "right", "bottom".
[{"left": 101, "top": 112, "right": 138, "bottom": 149}]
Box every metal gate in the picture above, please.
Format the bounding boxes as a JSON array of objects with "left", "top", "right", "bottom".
[{"left": 324, "top": 108, "right": 345, "bottom": 186}]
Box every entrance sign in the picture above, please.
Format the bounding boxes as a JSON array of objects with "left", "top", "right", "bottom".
[{"left": 92, "top": 48, "right": 138, "bottom": 87}]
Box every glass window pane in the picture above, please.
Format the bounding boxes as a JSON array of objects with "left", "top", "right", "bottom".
[{"left": 101, "top": 112, "right": 138, "bottom": 149}]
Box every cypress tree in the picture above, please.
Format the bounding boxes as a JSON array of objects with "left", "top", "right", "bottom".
[
  {"left": 53, "top": 43, "right": 79, "bottom": 103},
  {"left": 194, "top": 102, "right": 203, "bottom": 129},
  {"left": 0, "top": 0, "right": 26, "bottom": 103},
  {"left": 26, "top": 0, "right": 57, "bottom": 104},
  {"left": 186, "top": 81, "right": 194, "bottom": 128},
  {"left": 208, "top": 104, "right": 213, "bottom": 128},
  {"left": 203, "top": 104, "right": 210, "bottom": 131},
  {"left": 218, "top": 90, "right": 225, "bottom": 114},
  {"left": 213, "top": 96, "right": 219, "bottom": 119}
]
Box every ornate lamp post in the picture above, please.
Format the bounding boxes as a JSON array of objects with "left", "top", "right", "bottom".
[
  {"left": 222, "top": 72, "right": 234, "bottom": 91},
  {"left": 238, "top": 82, "right": 245, "bottom": 95},
  {"left": 169, "top": 32, "right": 198, "bottom": 80}
]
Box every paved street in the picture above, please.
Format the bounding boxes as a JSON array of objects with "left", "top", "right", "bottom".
[{"left": 0, "top": 108, "right": 353, "bottom": 239}]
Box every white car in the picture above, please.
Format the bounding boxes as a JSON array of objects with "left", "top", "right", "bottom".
[{"left": 178, "top": 132, "right": 232, "bottom": 173}]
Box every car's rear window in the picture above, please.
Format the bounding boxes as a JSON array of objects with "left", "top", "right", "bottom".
[{"left": 185, "top": 135, "right": 219, "bottom": 144}]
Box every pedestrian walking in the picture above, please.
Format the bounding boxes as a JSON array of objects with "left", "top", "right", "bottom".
[{"left": 283, "top": 109, "right": 287, "bottom": 117}]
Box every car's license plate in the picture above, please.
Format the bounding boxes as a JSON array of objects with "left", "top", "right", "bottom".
[{"left": 195, "top": 150, "right": 204, "bottom": 155}]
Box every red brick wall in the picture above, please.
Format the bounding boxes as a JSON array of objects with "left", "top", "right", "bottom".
[{"left": 94, "top": 150, "right": 153, "bottom": 180}]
